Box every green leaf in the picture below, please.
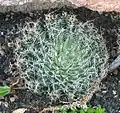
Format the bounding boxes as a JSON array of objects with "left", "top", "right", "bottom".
[
  {"left": 87, "top": 107, "right": 95, "bottom": 113},
  {"left": 64, "top": 37, "right": 71, "bottom": 51},
  {"left": 95, "top": 106, "right": 105, "bottom": 113},
  {"left": 60, "top": 108, "right": 68, "bottom": 113},
  {"left": 69, "top": 107, "right": 77, "bottom": 113},
  {"left": 79, "top": 109, "right": 85, "bottom": 113},
  {"left": 0, "top": 86, "right": 10, "bottom": 97}
]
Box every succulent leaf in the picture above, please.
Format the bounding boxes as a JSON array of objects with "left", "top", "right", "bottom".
[{"left": 15, "top": 13, "right": 108, "bottom": 103}]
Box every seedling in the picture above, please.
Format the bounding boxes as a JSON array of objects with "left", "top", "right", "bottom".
[
  {"left": 59, "top": 106, "right": 105, "bottom": 113},
  {"left": 0, "top": 86, "right": 10, "bottom": 97}
]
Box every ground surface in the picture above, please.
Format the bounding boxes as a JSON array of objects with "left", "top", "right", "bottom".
[{"left": 0, "top": 7, "right": 120, "bottom": 113}]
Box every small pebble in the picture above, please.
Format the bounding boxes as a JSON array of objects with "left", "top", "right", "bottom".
[
  {"left": 0, "top": 50, "right": 4, "bottom": 56},
  {"left": 10, "top": 97, "right": 15, "bottom": 102},
  {"left": 12, "top": 108, "right": 27, "bottom": 113},
  {"left": 114, "top": 95, "right": 118, "bottom": 98},
  {"left": 113, "top": 69, "right": 118, "bottom": 75},
  {"left": 1, "top": 32, "right": 4, "bottom": 35},
  {"left": 102, "top": 90, "right": 107, "bottom": 94},
  {"left": 113, "top": 90, "right": 117, "bottom": 95},
  {"left": 0, "top": 101, "right": 8, "bottom": 111}
]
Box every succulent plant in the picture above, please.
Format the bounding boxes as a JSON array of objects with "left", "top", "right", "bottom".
[{"left": 15, "top": 13, "right": 108, "bottom": 103}]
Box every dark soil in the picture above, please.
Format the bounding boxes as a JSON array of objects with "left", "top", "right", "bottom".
[
  {"left": 0, "top": 7, "right": 120, "bottom": 113},
  {"left": 89, "top": 69, "right": 120, "bottom": 113}
]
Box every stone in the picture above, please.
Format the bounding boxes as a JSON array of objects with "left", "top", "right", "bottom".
[
  {"left": 0, "top": 0, "right": 120, "bottom": 13},
  {"left": 0, "top": 0, "right": 74, "bottom": 13},
  {"left": 69, "top": 0, "right": 120, "bottom": 12},
  {"left": 12, "top": 108, "right": 27, "bottom": 113}
]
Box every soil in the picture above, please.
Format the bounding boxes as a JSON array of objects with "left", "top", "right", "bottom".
[{"left": 0, "top": 7, "right": 120, "bottom": 113}]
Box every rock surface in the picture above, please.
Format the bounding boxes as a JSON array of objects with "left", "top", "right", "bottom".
[
  {"left": 69, "top": 0, "right": 120, "bottom": 12},
  {"left": 0, "top": 0, "right": 75, "bottom": 13},
  {"left": 0, "top": 0, "right": 32, "bottom": 6},
  {"left": 0, "top": 0, "right": 120, "bottom": 12}
]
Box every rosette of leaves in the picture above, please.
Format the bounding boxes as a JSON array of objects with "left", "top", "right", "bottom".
[{"left": 15, "top": 13, "right": 108, "bottom": 103}]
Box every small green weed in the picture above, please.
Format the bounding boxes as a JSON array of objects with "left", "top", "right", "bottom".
[
  {"left": 60, "top": 106, "right": 105, "bottom": 113},
  {"left": 0, "top": 86, "right": 11, "bottom": 97}
]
